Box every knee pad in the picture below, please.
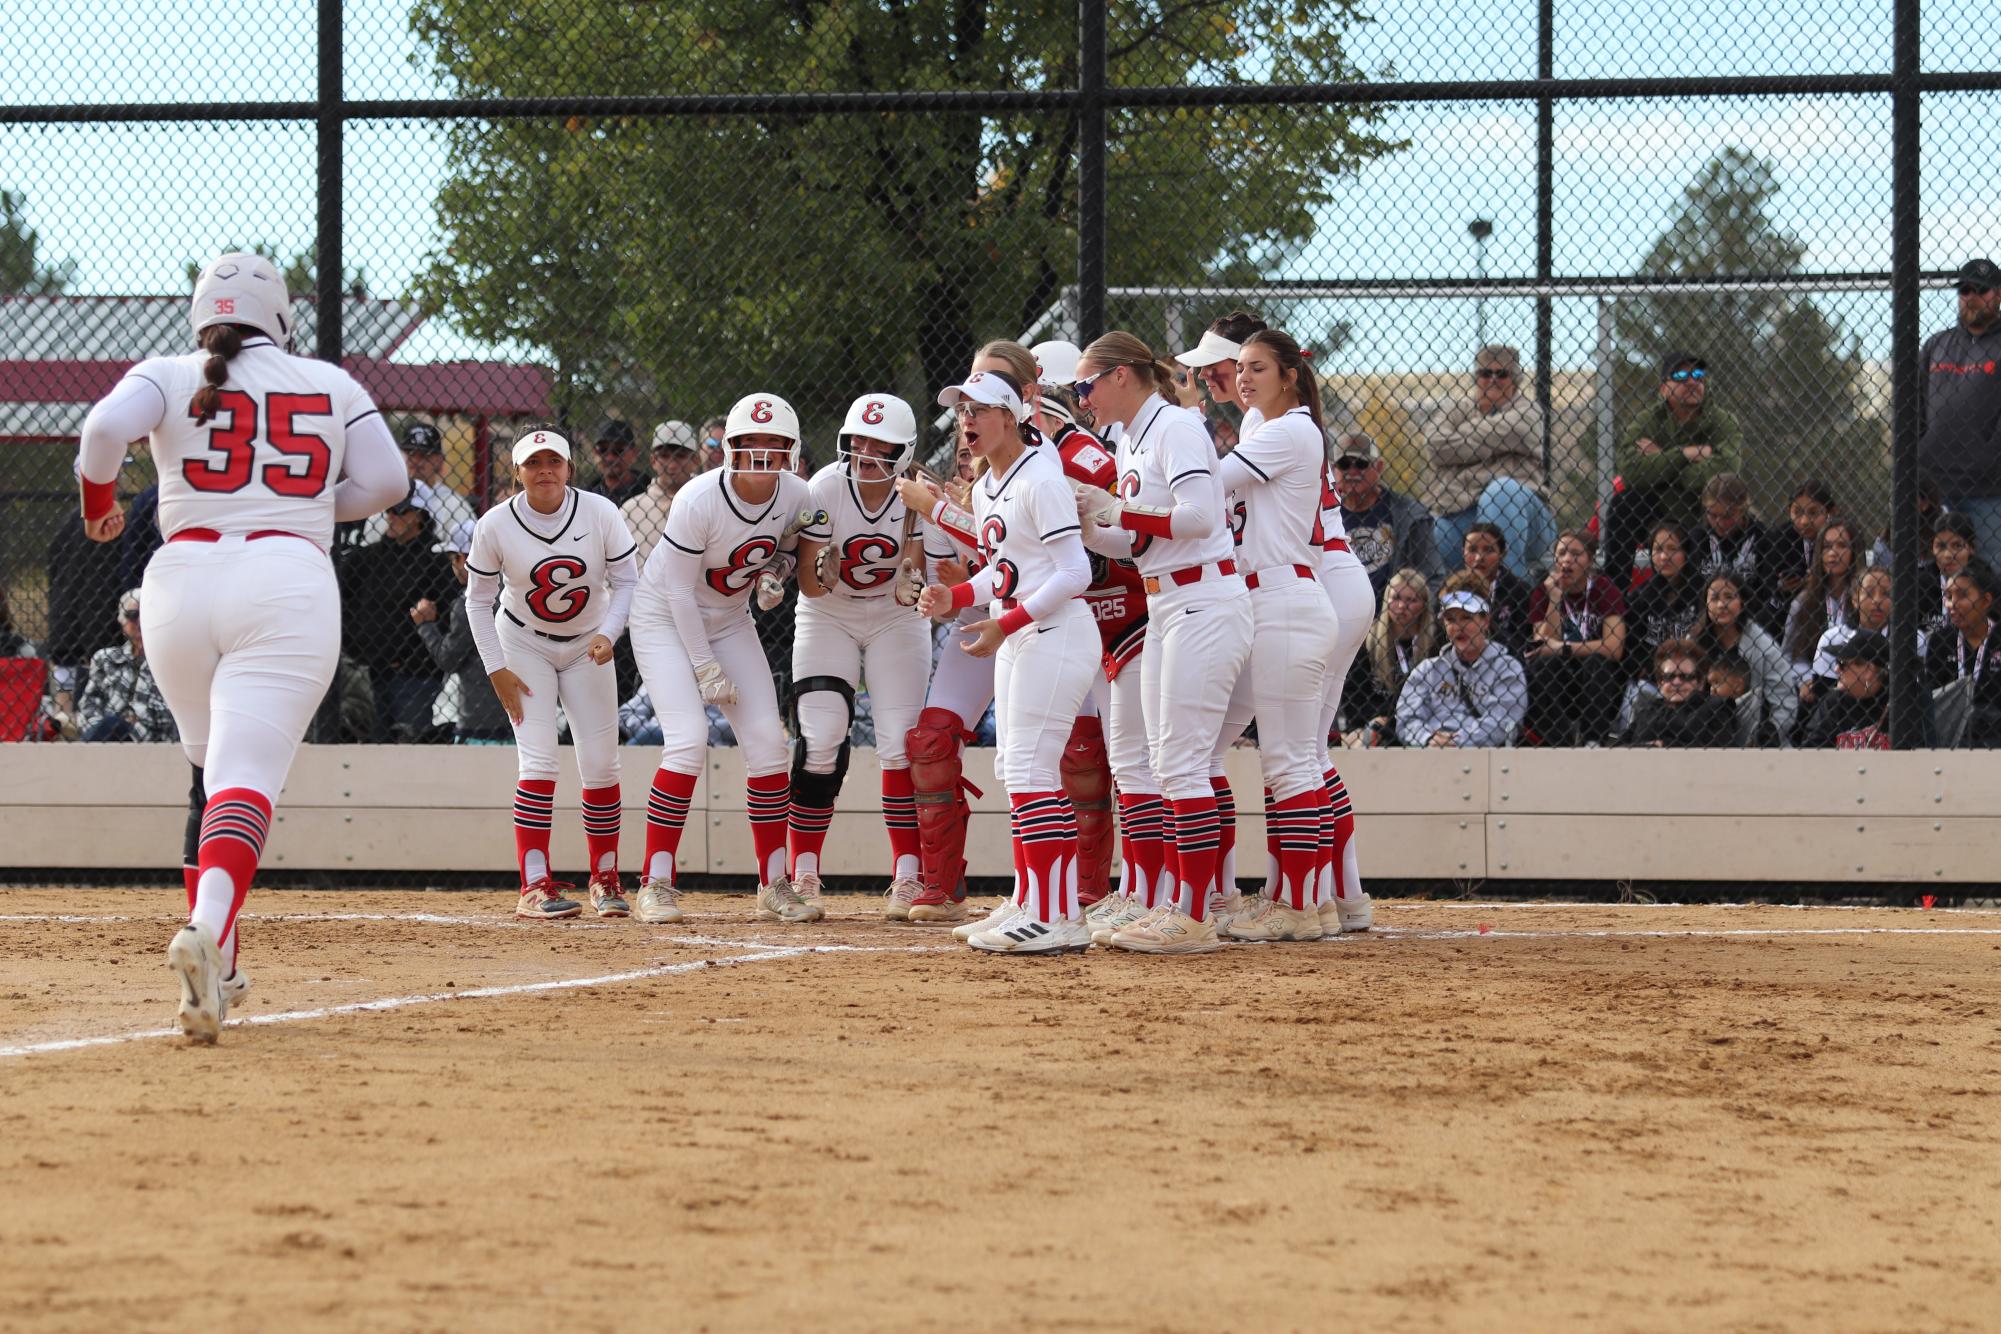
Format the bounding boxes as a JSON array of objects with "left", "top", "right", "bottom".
[
  {"left": 789, "top": 674, "right": 855, "bottom": 803},
  {"left": 1061, "top": 715, "right": 1114, "bottom": 903},
  {"left": 907, "top": 706, "right": 974, "bottom": 899},
  {"left": 906, "top": 706, "right": 968, "bottom": 792}
]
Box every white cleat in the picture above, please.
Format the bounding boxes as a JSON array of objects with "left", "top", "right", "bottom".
[
  {"left": 1227, "top": 898, "right": 1324, "bottom": 942},
  {"left": 758, "top": 875, "right": 820, "bottom": 924},
  {"left": 883, "top": 876, "right": 924, "bottom": 922},
  {"left": 792, "top": 872, "right": 828, "bottom": 922},
  {"left": 1109, "top": 907, "right": 1223, "bottom": 955},
  {"left": 633, "top": 876, "right": 685, "bottom": 924},
  {"left": 1323, "top": 892, "right": 1374, "bottom": 934},
  {"left": 952, "top": 898, "right": 1022, "bottom": 943},
  {"left": 1207, "top": 890, "right": 1249, "bottom": 934},
  {"left": 221, "top": 969, "right": 250, "bottom": 1010},
  {"left": 968, "top": 915, "right": 1092, "bottom": 955},
  {"left": 1090, "top": 898, "right": 1157, "bottom": 947},
  {"left": 167, "top": 924, "right": 228, "bottom": 1044}
]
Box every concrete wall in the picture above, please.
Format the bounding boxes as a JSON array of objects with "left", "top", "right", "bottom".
[{"left": 2, "top": 744, "right": 1994, "bottom": 883}]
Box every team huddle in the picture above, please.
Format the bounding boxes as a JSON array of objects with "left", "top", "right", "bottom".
[{"left": 77, "top": 255, "right": 1377, "bottom": 1042}]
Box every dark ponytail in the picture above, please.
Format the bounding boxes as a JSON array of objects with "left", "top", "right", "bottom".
[
  {"left": 190, "top": 324, "right": 246, "bottom": 425},
  {"left": 1242, "top": 329, "right": 1325, "bottom": 439}
]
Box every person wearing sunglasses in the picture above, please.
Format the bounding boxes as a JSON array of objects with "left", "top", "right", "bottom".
[
  {"left": 1620, "top": 639, "right": 1735, "bottom": 748},
  {"left": 1333, "top": 432, "right": 1440, "bottom": 600},
  {"left": 1427, "top": 344, "right": 1553, "bottom": 580},
  {"left": 585, "top": 417, "right": 649, "bottom": 506},
  {"left": 1920, "top": 258, "right": 2001, "bottom": 562},
  {"left": 1602, "top": 350, "right": 1743, "bottom": 589}
]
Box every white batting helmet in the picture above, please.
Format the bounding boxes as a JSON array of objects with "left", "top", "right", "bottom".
[
  {"left": 1031, "top": 340, "right": 1083, "bottom": 387},
  {"left": 837, "top": 393, "right": 917, "bottom": 476},
  {"left": 723, "top": 393, "right": 801, "bottom": 474},
  {"left": 190, "top": 252, "right": 294, "bottom": 349}
]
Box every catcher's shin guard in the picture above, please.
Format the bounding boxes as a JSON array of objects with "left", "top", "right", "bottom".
[
  {"left": 907, "top": 707, "right": 974, "bottom": 903},
  {"left": 1060, "top": 714, "right": 1115, "bottom": 906}
]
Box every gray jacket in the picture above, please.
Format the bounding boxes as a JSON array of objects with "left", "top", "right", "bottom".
[
  {"left": 1918, "top": 322, "right": 2001, "bottom": 499},
  {"left": 1396, "top": 641, "right": 1528, "bottom": 748},
  {"left": 415, "top": 594, "right": 512, "bottom": 736},
  {"left": 1342, "top": 484, "right": 1441, "bottom": 594}
]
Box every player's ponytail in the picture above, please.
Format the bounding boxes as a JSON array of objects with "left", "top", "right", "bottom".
[
  {"left": 1081, "top": 331, "right": 1184, "bottom": 403},
  {"left": 1242, "top": 329, "right": 1325, "bottom": 439},
  {"left": 189, "top": 324, "right": 245, "bottom": 425}
]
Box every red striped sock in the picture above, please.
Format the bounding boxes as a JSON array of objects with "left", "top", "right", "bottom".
[
  {"left": 1263, "top": 786, "right": 1279, "bottom": 899},
  {"left": 788, "top": 789, "right": 834, "bottom": 880},
  {"left": 1210, "top": 774, "right": 1236, "bottom": 900},
  {"left": 1170, "top": 797, "right": 1220, "bottom": 921},
  {"left": 1011, "top": 791, "right": 1075, "bottom": 922},
  {"left": 746, "top": 772, "right": 790, "bottom": 884},
  {"left": 189, "top": 787, "right": 271, "bottom": 952},
  {"left": 513, "top": 779, "right": 556, "bottom": 887},
  {"left": 644, "top": 768, "right": 698, "bottom": 883},
  {"left": 1270, "top": 789, "right": 1326, "bottom": 911},
  {"left": 881, "top": 766, "right": 919, "bottom": 879},
  {"left": 1327, "top": 766, "right": 1357, "bottom": 900},
  {"left": 581, "top": 784, "right": 621, "bottom": 877},
  {"left": 1158, "top": 800, "right": 1180, "bottom": 911},
  {"left": 1116, "top": 792, "right": 1165, "bottom": 907}
]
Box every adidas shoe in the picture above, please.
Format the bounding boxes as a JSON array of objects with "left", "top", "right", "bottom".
[
  {"left": 758, "top": 876, "right": 820, "bottom": 924},
  {"left": 969, "top": 915, "right": 1092, "bottom": 955},
  {"left": 589, "top": 871, "right": 631, "bottom": 919},
  {"left": 951, "top": 897, "right": 1021, "bottom": 941},
  {"left": 516, "top": 879, "right": 583, "bottom": 921},
  {"left": 1226, "top": 899, "right": 1323, "bottom": 942},
  {"left": 792, "top": 872, "right": 828, "bottom": 921},
  {"left": 167, "top": 924, "right": 228, "bottom": 1044},
  {"left": 1109, "top": 907, "right": 1222, "bottom": 955},
  {"left": 1330, "top": 892, "right": 1374, "bottom": 933},
  {"left": 883, "top": 876, "right": 925, "bottom": 922},
  {"left": 633, "top": 876, "right": 684, "bottom": 924},
  {"left": 1090, "top": 898, "right": 1157, "bottom": 946}
]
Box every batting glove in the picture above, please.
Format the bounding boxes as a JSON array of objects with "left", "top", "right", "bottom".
[
  {"left": 1075, "top": 483, "right": 1120, "bottom": 527},
  {"left": 694, "top": 660, "right": 738, "bottom": 707},
  {"left": 754, "top": 553, "right": 796, "bottom": 611},
  {"left": 893, "top": 557, "right": 925, "bottom": 607}
]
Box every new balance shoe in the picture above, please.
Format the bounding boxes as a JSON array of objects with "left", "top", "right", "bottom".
[
  {"left": 1109, "top": 907, "right": 1223, "bottom": 955},
  {"left": 792, "top": 872, "right": 828, "bottom": 921},
  {"left": 969, "top": 915, "right": 1092, "bottom": 955},
  {"left": 758, "top": 876, "right": 820, "bottom": 924},
  {"left": 1226, "top": 899, "right": 1324, "bottom": 942},
  {"left": 1207, "top": 890, "right": 1249, "bottom": 934},
  {"left": 951, "top": 897, "right": 1021, "bottom": 941},
  {"left": 908, "top": 892, "right": 972, "bottom": 924},
  {"left": 1328, "top": 892, "right": 1374, "bottom": 933},
  {"left": 1085, "top": 892, "right": 1132, "bottom": 928},
  {"left": 589, "top": 871, "right": 631, "bottom": 919},
  {"left": 633, "top": 876, "right": 684, "bottom": 924},
  {"left": 1090, "top": 898, "right": 1157, "bottom": 946},
  {"left": 166, "top": 923, "right": 227, "bottom": 1044},
  {"left": 883, "top": 876, "right": 925, "bottom": 921},
  {"left": 516, "top": 879, "right": 583, "bottom": 921}
]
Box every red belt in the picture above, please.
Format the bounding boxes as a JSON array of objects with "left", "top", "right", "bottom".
[
  {"left": 1245, "top": 563, "right": 1315, "bottom": 591},
  {"left": 170, "top": 528, "right": 314, "bottom": 547},
  {"left": 1142, "top": 559, "right": 1235, "bottom": 597},
  {"left": 1323, "top": 537, "right": 1350, "bottom": 554}
]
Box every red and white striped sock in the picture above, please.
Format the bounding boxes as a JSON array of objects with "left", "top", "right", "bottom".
[
  {"left": 1210, "top": 774, "right": 1237, "bottom": 902},
  {"left": 513, "top": 779, "right": 556, "bottom": 887},
  {"left": 188, "top": 787, "right": 271, "bottom": 965},
  {"left": 881, "top": 766, "right": 919, "bottom": 881},
  {"left": 1262, "top": 786, "right": 1279, "bottom": 900},
  {"left": 581, "top": 784, "right": 621, "bottom": 877},
  {"left": 1116, "top": 792, "right": 1165, "bottom": 907},
  {"left": 746, "top": 772, "right": 790, "bottom": 884},
  {"left": 1269, "top": 788, "right": 1326, "bottom": 911},
  {"left": 1170, "top": 797, "right": 1220, "bottom": 921},
  {"left": 644, "top": 768, "right": 697, "bottom": 883},
  {"left": 1327, "top": 765, "right": 1359, "bottom": 902},
  {"left": 1158, "top": 800, "right": 1180, "bottom": 911},
  {"left": 787, "top": 786, "right": 834, "bottom": 880},
  {"left": 1011, "top": 792, "right": 1077, "bottom": 922}
]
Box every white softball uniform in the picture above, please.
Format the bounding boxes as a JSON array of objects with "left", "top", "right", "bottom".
[
  {"left": 464, "top": 489, "right": 639, "bottom": 787},
  {"left": 630, "top": 468, "right": 814, "bottom": 776},
  {"left": 1317, "top": 462, "right": 1374, "bottom": 742},
  {"left": 77, "top": 338, "right": 404, "bottom": 798},
  {"left": 794, "top": 464, "right": 931, "bottom": 769}
]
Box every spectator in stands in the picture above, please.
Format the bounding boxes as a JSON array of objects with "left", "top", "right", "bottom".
[
  {"left": 1919, "top": 511, "right": 1978, "bottom": 641},
  {"left": 1694, "top": 570, "right": 1798, "bottom": 745},
  {"left": 0, "top": 586, "right": 46, "bottom": 741},
  {"left": 1621, "top": 638, "right": 1735, "bottom": 747},
  {"left": 699, "top": 417, "right": 727, "bottom": 472},
  {"left": 1800, "top": 630, "right": 1890, "bottom": 749},
  {"left": 361, "top": 423, "right": 478, "bottom": 545},
  {"left": 587, "top": 417, "right": 649, "bottom": 504},
  {"left": 1624, "top": 520, "right": 1703, "bottom": 681},
  {"left": 72, "top": 589, "right": 175, "bottom": 743},
  {"left": 1427, "top": 345, "right": 1553, "bottom": 578},
  {"left": 1459, "top": 522, "right": 1534, "bottom": 654},
  {"left": 1394, "top": 570, "right": 1527, "bottom": 748},
  {"left": 1873, "top": 469, "right": 1946, "bottom": 571},
  {"left": 1923, "top": 562, "right": 2001, "bottom": 746},
  {"left": 0, "top": 585, "right": 39, "bottom": 663},
  {"left": 1919, "top": 258, "right": 2001, "bottom": 558},
  {"left": 1802, "top": 565, "right": 1891, "bottom": 715},
  {"left": 1342, "top": 569, "right": 1437, "bottom": 746},
  {"left": 1705, "top": 651, "right": 1765, "bottom": 747},
  {"left": 1768, "top": 480, "right": 1836, "bottom": 630},
  {"left": 1602, "top": 352, "right": 1743, "bottom": 587},
  {"left": 1336, "top": 432, "right": 1440, "bottom": 597},
  {"left": 1694, "top": 473, "right": 1772, "bottom": 622},
  {"left": 46, "top": 465, "right": 128, "bottom": 722},
  {"left": 339, "top": 492, "right": 458, "bottom": 742},
  {"left": 118, "top": 449, "right": 165, "bottom": 595},
  {"left": 1782, "top": 518, "right": 1862, "bottom": 670},
  {"left": 411, "top": 519, "right": 512, "bottom": 744},
  {"left": 1524, "top": 530, "right": 1627, "bottom": 744},
  {"left": 623, "top": 419, "right": 702, "bottom": 562}
]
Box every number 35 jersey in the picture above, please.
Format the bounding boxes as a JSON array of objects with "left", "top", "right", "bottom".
[
  {"left": 639, "top": 467, "right": 815, "bottom": 615},
  {"left": 468, "top": 488, "right": 638, "bottom": 639}
]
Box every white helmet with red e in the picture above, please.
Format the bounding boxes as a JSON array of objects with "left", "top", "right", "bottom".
[
  {"left": 723, "top": 393, "right": 801, "bottom": 475},
  {"left": 837, "top": 393, "right": 916, "bottom": 479},
  {"left": 190, "top": 251, "right": 294, "bottom": 350}
]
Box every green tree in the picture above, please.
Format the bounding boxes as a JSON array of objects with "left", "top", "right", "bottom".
[
  {"left": 1610, "top": 148, "right": 1888, "bottom": 531},
  {"left": 0, "top": 190, "right": 75, "bottom": 294},
  {"left": 408, "top": 0, "right": 1399, "bottom": 444}
]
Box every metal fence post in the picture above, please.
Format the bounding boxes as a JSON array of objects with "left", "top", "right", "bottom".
[
  {"left": 1077, "top": 0, "right": 1106, "bottom": 345},
  {"left": 1888, "top": 0, "right": 1923, "bottom": 748},
  {"left": 316, "top": 0, "right": 343, "bottom": 365},
  {"left": 1535, "top": 0, "right": 1555, "bottom": 481}
]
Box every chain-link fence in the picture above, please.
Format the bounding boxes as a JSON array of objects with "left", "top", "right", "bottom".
[{"left": 2, "top": 1, "right": 1995, "bottom": 752}]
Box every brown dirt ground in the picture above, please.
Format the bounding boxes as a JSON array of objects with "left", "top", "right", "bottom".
[{"left": 2, "top": 890, "right": 1999, "bottom": 1333}]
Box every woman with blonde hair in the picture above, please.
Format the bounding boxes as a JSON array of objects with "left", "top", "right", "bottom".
[{"left": 1344, "top": 570, "right": 1438, "bottom": 746}]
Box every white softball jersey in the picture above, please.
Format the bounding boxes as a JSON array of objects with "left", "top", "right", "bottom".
[
  {"left": 639, "top": 468, "right": 815, "bottom": 616},
  {"left": 467, "top": 488, "right": 639, "bottom": 643},
  {"left": 800, "top": 462, "right": 921, "bottom": 600},
  {"left": 1220, "top": 406, "right": 1326, "bottom": 572},
  {"left": 1114, "top": 395, "right": 1236, "bottom": 578},
  {"left": 971, "top": 445, "right": 1087, "bottom": 619}
]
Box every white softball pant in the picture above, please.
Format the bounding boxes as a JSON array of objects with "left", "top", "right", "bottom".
[
  {"left": 139, "top": 535, "right": 337, "bottom": 801},
  {"left": 629, "top": 597, "right": 788, "bottom": 777},
  {"left": 793, "top": 594, "right": 932, "bottom": 771},
  {"left": 925, "top": 607, "right": 997, "bottom": 732},
  {"left": 1212, "top": 572, "right": 1336, "bottom": 802},
  {"left": 1141, "top": 575, "right": 1254, "bottom": 801},
  {"left": 1317, "top": 550, "right": 1375, "bottom": 746},
  {"left": 992, "top": 600, "right": 1099, "bottom": 792},
  {"left": 497, "top": 616, "right": 620, "bottom": 787}
]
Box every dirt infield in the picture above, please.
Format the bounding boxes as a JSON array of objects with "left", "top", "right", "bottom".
[{"left": 3, "top": 892, "right": 1998, "bottom": 1332}]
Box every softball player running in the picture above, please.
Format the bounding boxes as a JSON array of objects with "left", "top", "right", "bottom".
[
  {"left": 1074, "top": 331, "right": 1254, "bottom": 955},
  {"left": 76, "top": 251, "right": 406, "bottom": 1042},
  {"left": 464, "top": 429, "right": 639, "bottom": 921},
  {"left": 787, "top": 394, "right": 932, "bottom": 917},
  {"left": 628, "top": 394, "right": 819, "bottom": 925},
  {"left": 917, "top": 371, "right": 1097, "bottom": 954}
]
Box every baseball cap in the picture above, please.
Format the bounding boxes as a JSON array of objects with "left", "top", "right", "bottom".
[
  {"left": 1832, "top": 630, "right": 1889, "bottom": 669},
  {"left": 1955, "top": 258, "right": 2001, "bottom": 293},
  {"left": 1031, "top": 340, "right": 1083, "bottom": 386},
  {"left": 1174, "top": 329, "right": 1244, "bottom": 368},
  {"left": 386, "top": 483, "right": 426, "bottom": 516},
  {"left": 401, "top": 422, "right": 444, "bottom": 454},
  {"left": 435, "top": 518, "right": 475, "bottom": 556},
  {"left": 511, "top": 428, "right": 573, "bottom": 468},
  {"left": 592, "top": 417, "right": 636, "bottom": 449},
  {"left": 1659, "top": 350, "right": 1706, "bottom": 380},
  {"left": 1333, "top": 433, "right": 1381, "bottom": 464},
  {"left": 651, "top": 419, "right": 699, "bottom": 453},
  {"left": 937, "top": 371, "right": 1025, "bottom": 421}
]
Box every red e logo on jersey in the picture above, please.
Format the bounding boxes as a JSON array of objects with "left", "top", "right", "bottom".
[
  {"left": 861, "top": 400, "right": 884, "bottom": 426},
  {"left": 750, "top": 400, "right": 773, "bottom": 424},
  {"left": 525, "top": 555, "right": 590, "bottom": 622},
  {"left": 979, "top": 515, "right": 1019, "bottom": 599}
]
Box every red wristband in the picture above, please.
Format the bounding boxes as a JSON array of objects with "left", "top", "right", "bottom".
[
  {"left": 998, "top": 605, "right": 1033, "bottom": 636},
  {"left": 81, "top": 477, "right": 116, "bottom": 522},
  {"left": 1119, "top": 507, "right": 1175, "bottom": 539},
  {"left": 949, "top": 582, "right": 976, "bottom": 611}
]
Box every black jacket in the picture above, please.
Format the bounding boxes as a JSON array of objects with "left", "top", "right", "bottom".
[
  {"left": 1801, "top": 689, "right": 1889, "bottom": 749},
  {"left": 338, "top": 533, "right": 458, "bottom": 677},
  {"left": 1621, "top": 693, "right": 1737, "bottom": 748},
  {"left": 1623, "top": 571, "right": 1703, "bottom": 678}
]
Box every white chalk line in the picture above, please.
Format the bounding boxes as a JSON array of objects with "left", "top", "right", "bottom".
[{"left": 1369, "top": 925, "right": 2001, "bottom": 941}]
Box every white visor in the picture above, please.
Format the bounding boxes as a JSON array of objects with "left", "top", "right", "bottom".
[
  {"left": 1174, "top": 329, "right": 1244, "bottom": 368},
  {"left": 511, "top": 429, "right": 572, "bottom": 468},
  {"left": 1439, "top": 591, "right": 1491, "bottom": 616},
  {"left": 936, "top": 371, "right": 1025, "bottom": 422}
]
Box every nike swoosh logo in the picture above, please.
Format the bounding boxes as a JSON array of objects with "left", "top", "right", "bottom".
[{"left": 572, "top": 534, "right": 587, "bottom": 542}]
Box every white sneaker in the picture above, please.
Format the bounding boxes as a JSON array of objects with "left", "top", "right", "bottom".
[
  {"left": 969, "top": 915, "right": 1092, "bottom": 955},
  {"left": 953, "top": 898, "right": 1022, "bottom": 942},
  {"left": 634, "top": 876, "right": 684, "bottom": 924},
  {"left": 167, "top": 924, "right": 227, "bottom": 1044},
  {"left": 1227, "top": 899, "right": 1324, "bottom": 942},
  {"left": 1323, "top": 892, "right": 1374, "bottom": 934},
  {"left": 1109, "top": 907, "right": 1223, "bottom": 955},
  {"left": 758, "top": 876, "right": 820, "bottom": 924},
  {"left": 1085, "top": 893, "right": 1131, "bottom": 927},
  {"left": 1207, "top": 890, "right": 1248, "bottom": 934},
  {"left": 221, "top": 969, "right": 250, "bottom": 1010},
  {"left": 792, "top": 872, "right": 828, "bottom": 922},
  {"left": 1090, "top": 898, "right": 1156, "bottom": 946},
  {"left": 883, "top": 876, "right": 924, "bottom": 921}
]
